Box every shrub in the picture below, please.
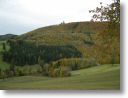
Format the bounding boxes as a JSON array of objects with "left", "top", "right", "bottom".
[
  {"left": 15, "top": 65, "right": 42, "bottom": 76},
  {"left": 50, "top": 58, "right": 99, "bottom": 71},
  {"left": 0, "top": 70, "right": 6, "bottom": 80},
  {"left": 4, "top": 69, "right": 10, "bottom": 78},
  {"left": 18, "top": 69, "right": 25, "bottom": 76},
  {"left": 48, "top": 66, "right": 55, "bottom": 77},
  {"left": 36, "top": 67, "right": 42, "bottom": 74},
  {"left": 53, "top": 68, "right": 60, "bottom": 77},
  {"left": 28, "top": 67, "right": 32, "bottom": 75},
  {"left": 9, "top": 71, "right": 14, "bottom": 77},
  {"left": 72, "top": 62, "right": 78, "bottom": 70},
  {"left": 14, "top": 67, "right": 25, "bottom": 76},
  {"left": 15, "top": 67, "right": 20, "bottom": 76},
  {"left": 45, "top": 58, "right": 99, "bottom": 77},
  {"left": 42, "top": 64, "right": 49, "bottom": 76},
  {"left": 0, "top": 69, "right": 15, "bottom": 79},
  {"left": 48, "top": 66, "right": 71, "bottom": 77},
  {"left": 59, "top": 66, "right": 71, "bottom": 77}
]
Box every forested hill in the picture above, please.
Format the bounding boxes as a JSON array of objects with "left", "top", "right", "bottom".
[
  {"left": 0, "top": 34, "right": 17, "bottom": 41},
  {"left": 18, "top": 22, "right": 107, "bottom": 42},
  {"left": 5, "top": 21, "right": 119, "bottom": 65}
]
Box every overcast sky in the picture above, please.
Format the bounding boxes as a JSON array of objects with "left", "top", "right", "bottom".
[{"left": 0, "top": 0, "right": 112, "bottom": 35}]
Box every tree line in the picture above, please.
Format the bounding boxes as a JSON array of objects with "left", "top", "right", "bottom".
[{"left": 2, "top": 39, "right": 82, "bottom": 66}]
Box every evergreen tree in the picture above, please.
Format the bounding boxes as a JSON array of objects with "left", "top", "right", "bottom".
[
  {"left": 38, "top": 56, "right": 45, "bottom": 72},
  {"left": 2, "top": 43, "right": 6, "bottom": 51}
]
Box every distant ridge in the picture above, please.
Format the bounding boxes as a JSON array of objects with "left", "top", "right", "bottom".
[{"left": 0, "top": 34, "right": 17, "bottom": 41}]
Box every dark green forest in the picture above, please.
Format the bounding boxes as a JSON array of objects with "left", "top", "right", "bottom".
[{"left": 2, "top": 39, "right": 81, "bottom": 66}]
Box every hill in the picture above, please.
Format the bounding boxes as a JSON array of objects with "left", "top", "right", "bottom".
[
  {"left": 0, "top": 34, "right": 17, "bottom": 41},
  {"left": 18, "top": 22, "right": 106, "bottom": 43},
  {"left": 15, "top": 21, "right": 119, "bottom": 64},
  {"left": 0, "top": 22, "right": 120, "bottom": 89}
]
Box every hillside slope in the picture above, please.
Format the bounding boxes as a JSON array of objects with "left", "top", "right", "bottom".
[
  {"left": 18, "top": 22, "right": 106, "bottom": 43},
  {"left": 14, "top": 21, "right": 120, "bottom": 64}
]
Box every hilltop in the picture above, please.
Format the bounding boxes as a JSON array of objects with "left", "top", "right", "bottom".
[{"left": 18, "top": 22, "right": 106, "bottom": 43}]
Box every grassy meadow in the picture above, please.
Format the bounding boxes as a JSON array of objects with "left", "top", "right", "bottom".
[{"left": 0, "top": 64, "right": 120, "bottom": 90}]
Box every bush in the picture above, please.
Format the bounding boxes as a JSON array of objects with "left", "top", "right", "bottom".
[
  {"left": 45, "top": 58, "right": 99, "bottom": 77},
  {"left": 46, "top": 62, "right": 71, "bottom": 77},
  {"left": 14, "top": 65, "right": 42, "bottom": 76},
  {"left": 18, "top": 69, "right": 25, "bottom": 76},
  {"left": 36, "top": 67, "right": 42, "bottom": 74},
  {"left": 42, "top": 64, "right": 49, "bottom": 76},
  {"left": 48, "top": 66, "right": 71, "bottom": 77},
  {"left": 50, "top": 58, "right": 99, "bottom": 71},
  {"left": 4, "top": 69, "right": 11, "bottom": 78},
  {"left": 60, "top": 66, "right": 71, "bottom": 77},
  {"left": 15, "top": 67, "right": 20, "bottom": 76},
  {"left": 0, "top": 70, "right": 6, "bottom": 79},
  {"left": 0, "top": 65, "right": 45, "bottom": 79},
  {"left": 53, "top": 68, "right": 60, "bottom": 77},
  {"left": 9, "top": 71, "right": 14, "bottom": 77},
  {"left": 0, "top": 69, "right": 15, "bottom": 79}
]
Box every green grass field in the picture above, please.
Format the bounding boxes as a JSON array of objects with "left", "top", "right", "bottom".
[{"left": 0, "top": 64, "right": 120, "bottom": 90}]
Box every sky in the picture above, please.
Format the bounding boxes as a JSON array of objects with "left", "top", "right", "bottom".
[{"left": 0, "top": 0, "right": 112, "bottom": 35}]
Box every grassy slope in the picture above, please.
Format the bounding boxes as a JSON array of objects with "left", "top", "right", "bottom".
[{"left": 0, "top": 64, "right": 120, "bottom": 90}]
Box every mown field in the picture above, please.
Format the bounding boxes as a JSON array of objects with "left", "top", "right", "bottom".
[{"left": 0, "top": 64, "right": 120, "bottom": 90}]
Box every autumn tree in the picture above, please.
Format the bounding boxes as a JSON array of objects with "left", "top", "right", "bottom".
[
  {"left": 89, "top": 0, "right": 120, "bottom": 37},
  {"left": 89, "top": 0, "right": 120, "bottom": 64}
]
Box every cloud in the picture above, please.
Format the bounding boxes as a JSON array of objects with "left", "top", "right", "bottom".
[{"left": 0, "top": 0, "right": 112, "bottom": 35}]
